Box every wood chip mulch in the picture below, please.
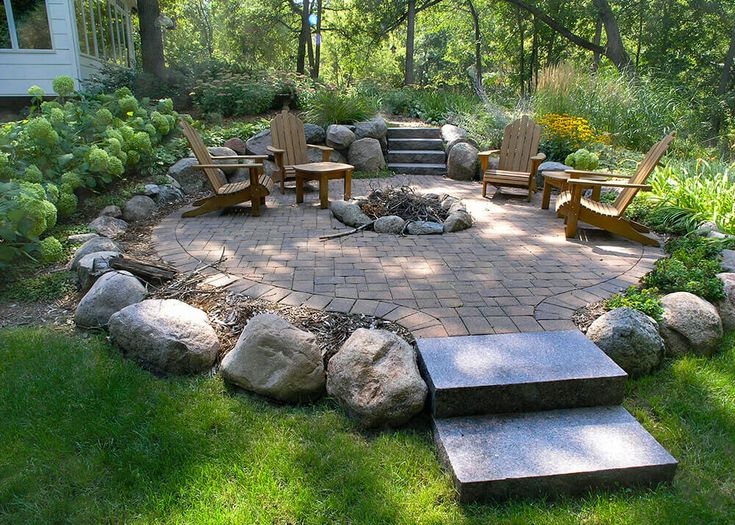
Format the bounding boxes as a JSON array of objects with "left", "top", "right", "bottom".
[{"left": 572, "top": 300, "right": 608, "bottom": 334}]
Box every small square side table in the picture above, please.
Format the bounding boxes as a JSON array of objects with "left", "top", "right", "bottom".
[{"left": 292, "top": 162, "right": 354, "bottom": 209}]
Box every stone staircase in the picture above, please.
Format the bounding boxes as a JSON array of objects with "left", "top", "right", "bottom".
[
  {"left": 416, "top": 330, "right": 677, "bottom": 502},
  {"left": 387, "top": 127, "right": 447, "bottom": 175}
]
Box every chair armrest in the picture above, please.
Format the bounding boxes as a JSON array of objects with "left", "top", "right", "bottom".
[
  {"left": 211, "top": 155, "right": 268, "bottom": 161},
  {"left": 266, "top": 146, "right": 286, "bottom": 154},
  {"left": 478, "top": 149, "right": 500, "bottom": 157},
  {"left": 564, "top": 169, "right": 631, "bottom": 179},
  {"left": 307, "top": 144, "right": 333, "bottom": 152},
  {"left": 568, "top": 178, "right": 651, "bottom": 190},
  {"left": 531, "top": 152, "right": 546, "bottom": 161},
  {"left": 193, "top": 163, "right": 263, "bottom": 169}
]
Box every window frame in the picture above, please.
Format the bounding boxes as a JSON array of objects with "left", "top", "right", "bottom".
[{"left": 1, "top": 0, "right": 55, "bottom": 52}]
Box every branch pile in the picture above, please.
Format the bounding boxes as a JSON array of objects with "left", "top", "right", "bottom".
[{"left": 360, "top": 185, "right": 450, "bottom": 223}]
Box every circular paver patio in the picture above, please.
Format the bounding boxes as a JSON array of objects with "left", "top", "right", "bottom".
[{"left": 153, "top": 175, "right": 662, "bottom": 338}]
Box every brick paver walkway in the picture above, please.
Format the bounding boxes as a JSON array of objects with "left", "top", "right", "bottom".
[{"left": 153, "top": 175, "right": 661, "bottom": 338}]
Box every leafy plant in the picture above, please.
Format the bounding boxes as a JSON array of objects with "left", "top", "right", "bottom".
[
  {"left": 302, "top": 89, "right": 380, "bottom": 127},
  {"left": 565, "top": 148, "right": 600, "bottom": 170},
  {"left": 0, "top": 270, "right": 75, "bottom": 303},
  {"left": 605, "top": 286, "right": 664, "bottom": 321}
]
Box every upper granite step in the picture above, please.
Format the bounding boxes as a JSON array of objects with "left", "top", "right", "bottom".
[
  {"left": 387, "top": 127, "right": 442, "bottom": 139},
  {"left": 417, "top": 330, "right": 627, "bottom": 418}
]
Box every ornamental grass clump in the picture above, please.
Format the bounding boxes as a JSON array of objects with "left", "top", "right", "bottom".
[{"left": 0, "top": 78, "right": 179, "bottom": 266}]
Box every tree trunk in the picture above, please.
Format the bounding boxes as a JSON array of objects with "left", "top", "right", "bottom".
[
  {"left": 635, "top": 0, "right": 644, "bottom": 68},
  {"left": 592, "top": 17, "right": 602, "bottom": 71},
  {"left": 405, "top": 0, "right": 416, "bottom": 85},
  {"left": 313, "top": 0, "right": 322, "bottom": 79},
  {"left": 591, "top": 0, "right": 631, "bottom": 71},
  {"left": 518, "top": 10, "right": 525, "bottom": 97},
  {"left": 137, "top": 0, "right": 166, "bottom": 79},
  {"left": 530, "top": 16, "right": 538, "bottom": 92},
  {"left": 467, "top": 0, "right": 487, "bottom": 101},
  {"left": 712, "top": 24, "right": 735, "bottom": 135}
]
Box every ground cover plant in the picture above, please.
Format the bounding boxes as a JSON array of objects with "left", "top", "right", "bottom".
[{"left": 0, "top": 326, "right": 733, "bottom": 524}]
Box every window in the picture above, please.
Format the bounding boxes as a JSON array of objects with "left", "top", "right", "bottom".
[
  {"left": 1, "top": 0, "right": 53, "bottom": 49},
  {"left": 75, "top": 0, "right": 131, "bottom": 66}
]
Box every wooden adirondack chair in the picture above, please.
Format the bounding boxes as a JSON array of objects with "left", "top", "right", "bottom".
[
  {"left": 478, "top": 116, "right": 546, "bottom": 201},
  {"left": 556, "top": 132, "right": 675, "bottom": 246},
  {"left": 180, "top": 118, "right": 274, "bottom": 218},
  {"left": 267, "top": 110, "right": 334, "bottom": 193}
]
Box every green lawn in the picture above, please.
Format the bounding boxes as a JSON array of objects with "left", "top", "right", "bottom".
[{"left": 1, "top": 327, "right": 733, "bottom": 524}]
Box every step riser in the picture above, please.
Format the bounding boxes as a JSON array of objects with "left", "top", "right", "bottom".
[
  {"left": 388, "top": 164, "right": 447, "bottom": 176},
  {"left": 388, "top": 151, "right": 446, "bottom": 163},
  {"left": 387, "top": 127, "right": 442, "bottom": 139},
  {"left": 388, "top": 138, "right": 444, "bottom": 151},
  {"left": 433, "top": 407, "right": 678, "bottom": 502},
  {"left": 426, "top": 376, "right": 626, "bottom": 418}
]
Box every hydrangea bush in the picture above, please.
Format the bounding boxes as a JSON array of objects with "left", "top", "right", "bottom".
[{"left": 0, "top": 78, "right": 179, "bottom": 265}]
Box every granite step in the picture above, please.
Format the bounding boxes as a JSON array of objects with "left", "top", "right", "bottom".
[
  {"left": 387, "top": 163, "right": 447, "bottom": 176},
  {"left": 388, "top": 150, "right": 447, "bottom": 163},
  {"left": 434, "top": 406, "right": 678, "bottom": 502},
  {"left": 387, "top": 127, "right": 442, "bottom": 139},
  {"left": 388, "top": 138, "right": 444, "bottom": 151},
  {"left": 417, "top": 330, "right": 627, "bottom": 418}
]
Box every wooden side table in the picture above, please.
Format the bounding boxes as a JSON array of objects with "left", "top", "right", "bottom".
[
  {"left": 541, "top": 171, "right": 604, "bottom": 210},
  {"left": 292, "top": 162, "right": 354, "bottom": 209}
]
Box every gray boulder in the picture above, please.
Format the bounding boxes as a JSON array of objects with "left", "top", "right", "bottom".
[
  {"left": 720, "top": 250, "right": 735, "bottom": 272},
  {"left": 88, "top": 216, "right": 128, "bottom": 239},
  {"left": 374, "top": 215, "right": 406, "bottom": 234},
  {"left": 76, "top": 250, "right": 120, "bottom": 293},
  {"left": 207, "top": 146, "right": 238, "bottom": 160},
  {"left": 443, "top": 211, "right": 473, "bottom": 232},
  {"left": 587, "top": 307, "right": 664, "bottom": 376},
  {"left": 440, "top": 196, "right": 459, "bottom": 211},
  {"left": 156, "top": 184, "right": 185, "bottom": 204},
  {"left": 99, "top": 205, "right": 122, "bottom": 218},
  {"left": 538, "top": 161, "right": 573, "bottom": 174},
  {"left": 109, "top": 299, "right": 219, "bottom": 375},
  {"left": 304, "top": 123, "right": 326, "bottom": 144},
  {"left": 67, "top": 233, "right": 99, "bottom": 245},
  {"left": 354, "top": 118, "right": 388, "bottom": 140},
  {"left": 307, "top": 147, "right": 346, "bottom": 164},
  {"left": 441, "top": 124, "right": 467, "bottom": 144},
  {"left": 245, "top": 129, "right": 272, "bottom": 156},
  {"left": 348, "top": 138, "right": 386, "bottom": 173},
  {"left": 70, "top": 236, "right": 122, "bottom": 270},
  {"left": 123, "top": 195, "right": 157, "bottom": 223},
  {"left": 326, "top": 125, "right": 355, "bottom": 149},
  {"left": 220, "top": 314, "right": 325, "bottom": 403},
  {"left": 447, "top": 142, "right": 478, "bottom": 181},
  {"left": 715, "top": 273, "right": 735, "bottom": 330},
  {"left": 330, "top": 200, "right": 372, "bottom": 228},
  {"left": 447, "top": 136, "right": 479, "bottom": 154},
  {"left": 407, "top": 220, "right": 444, "bottom": 235},
  {"left": 168, "top": 157, "right": 212, "bottom": 194},
  {"left": 694, "top": 221, "right": 719, "bottom": 236},
  {"left": 223, "top": 137, "right": 247, "bottom": 155},
  {"left": 659, "top": 292, "right": 723, "bottom": 357},
  {"left": 75, "top": 271, "right": 146, "bottom": 328},
  {"left": 326, "top": 329, "right": 427, "bottom": 428},
  {"left": 143, "top": 184, "right": 160, "bottom": 197}
]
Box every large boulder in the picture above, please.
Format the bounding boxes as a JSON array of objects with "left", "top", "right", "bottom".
[
  {"left": 245, "top": 129, "right": 272, "bottom": 156},
  {"left": 220, "top": 314, "right": 325, "bottom": 403},
  {"left": 330, "top": 200, "right": 372, "bottom": 228},
  {"left": 407, "top": 220, "right": 444, "bottom": 235},
  {"left": 715, "top": 273, "right": 735, "bottom": 330},
  {"left": 354, "top": 118, "right": 388, "bottom": 140},
  {"left": 586, "top": 307, "right": 664, "bottom": 376},
  {"left": 168, "top": 157, "right": 213, "bottom": 194},
  {"left": 109, "top": 299, "right": 219, "bottom": 375},
  {"left": 447, "top": 142, "right": 478, "bottom": 181},
  {"left": 374, "top": 215, "right": 406, "bottom": 234},
  {"left": 88, "top": 216, "right": 128, "bottom": 239},
  {"left": 99, "top": 205, "right": 122, "bottom": 218},
  {"left": 207, "top": 146, "right": 238, "bottom": 160},
  {"left": 223, "top": 137, "right": 247, "bottom": 155},
  {"left": 75, "top": 271, "right": 146, "bottom": 328},
  {"left": 348, "top": 138, "right": 386, "bottom": 172},
  {"left": 307, "top": 147, "right": 347, "bottom": 164},
  {"left": 304, "top": 123, "right": 326, "bottom": 144},
  {"left": 67, "top": 233, "right": 99, "bottom": 245},
  {"left": 70, "top": 236, "right": 122, "bottom": 270},
  {"left": 443, "top": 210, "right": 473, "bottom": 233},
  {"left": 327, "top": 329, "right": 427, "bottom": 428},
  {"left": 123, "top": 195, "right": 157, "bottom": 223},
  {"left": 156, "top": 183, "right": 185, "bottom": 205},
  {"left": 76, "top": 250, "right": 120, "bottom": 293},
  {"left": 720, "top": 250, "right": 735, "bottom": 273},
  {"left": 326, "top": 125, "right": 355, "bottom": 149},
  {"left": 659, "top": 292, "right": 723, "bottom": 357},
  {"left": 441, "top": 124, "right": 467, "bottom": 144},
  {"left": 537, "top": 161, "right": 572, "bottom": 174}
]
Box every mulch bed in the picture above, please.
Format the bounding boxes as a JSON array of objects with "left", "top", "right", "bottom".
[{"left": 572, "top": 300, "right": 608, "bottom": 333}]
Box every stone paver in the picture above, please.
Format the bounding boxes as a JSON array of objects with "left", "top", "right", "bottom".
[{"left": 153, "top": 175, "right": 662, "bottom": 336}]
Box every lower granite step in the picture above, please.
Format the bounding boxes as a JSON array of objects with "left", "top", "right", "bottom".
[{"left": 434, "top": 406, "right": 677, "bottom": 502}]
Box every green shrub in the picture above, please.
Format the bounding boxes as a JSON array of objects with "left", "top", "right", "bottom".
[
  {"left": 191, "top": 73, "right": 278, "bottom": 117},
  {"left": 380, "top": 86, "right": 481, "bottom": 125},
  {"left": 605, "top": 286, "right": 664, "bottom": 321},
  {"left": 565, "top": 148, "right": 599, "bottom": 170},
  {"left": 642, "top": 236, "right": 730, "bottom": 302},
  {"left": 303, "top": 89, "right": 380, "bottom": 127}
]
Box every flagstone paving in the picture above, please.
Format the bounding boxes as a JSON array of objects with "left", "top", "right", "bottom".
[{"left": 153, "top": 175, "right": 661, "bottom": 338}]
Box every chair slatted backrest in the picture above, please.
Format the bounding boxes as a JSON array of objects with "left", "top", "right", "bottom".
[
  {"left": 498, "top": 115, "right": 542, "bottom": 173},
  {"left": 613, "top": 132, "right": 675, "bottom": 215},
  {"left": 270, "top": 110, "right": 308, "bottom": 166},
  {"left": 180, "top": 118, "right": 227, "bottom": 191}
]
